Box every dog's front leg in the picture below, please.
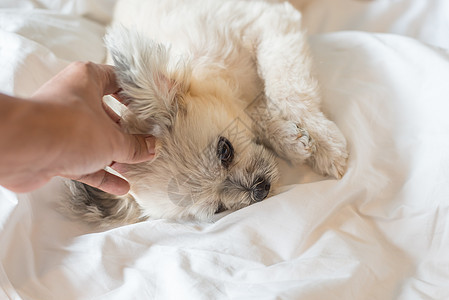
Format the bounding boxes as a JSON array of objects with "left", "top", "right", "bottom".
[{"left": 246, "top": 3, "right": 348, "bottom": 178}]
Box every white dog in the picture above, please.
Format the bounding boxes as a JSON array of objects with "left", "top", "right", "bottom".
[{"left": 67, "top": 0, "right": 348, "bottom": 226}]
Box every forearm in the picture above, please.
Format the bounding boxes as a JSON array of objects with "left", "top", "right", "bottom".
[{"left": 0, "top": 93, "right": 64, "bottom": 191}]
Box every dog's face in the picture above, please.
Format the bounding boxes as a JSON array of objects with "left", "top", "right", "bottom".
[
  {"left": 107, "top": 28, "right": 278, "bottom": 220},
  {"left": 122, "top": 83, "right": 279, "bottom": 220}
]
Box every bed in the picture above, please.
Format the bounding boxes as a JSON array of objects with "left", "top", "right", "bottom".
[{"left": 1, "top": 0, "right": 449, "bottom": 299}]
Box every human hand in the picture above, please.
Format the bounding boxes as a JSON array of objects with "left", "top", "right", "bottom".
[{"left": 1, "top": 61, "right": 155, "bottom": 195}]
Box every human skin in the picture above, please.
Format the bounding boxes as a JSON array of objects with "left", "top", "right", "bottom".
[{"left": 0, "top": 61, "right": 155, "bottom": 195}]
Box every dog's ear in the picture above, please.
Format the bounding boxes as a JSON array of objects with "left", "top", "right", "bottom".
[{"left": 105, "top": 25, "right": 191, "bottom": 137}]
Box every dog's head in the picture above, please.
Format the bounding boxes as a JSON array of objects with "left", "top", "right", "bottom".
[{"left": 105, "top": 27, "right": 278, "bottom": 220}]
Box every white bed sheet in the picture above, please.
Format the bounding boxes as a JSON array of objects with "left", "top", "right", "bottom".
[{"left": 1, "top": 1, "right": 449, "bottom": 299}]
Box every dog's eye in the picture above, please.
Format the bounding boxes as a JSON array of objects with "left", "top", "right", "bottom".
[{"left": 217, "top": 136, "right": 234, "bottom": 168}]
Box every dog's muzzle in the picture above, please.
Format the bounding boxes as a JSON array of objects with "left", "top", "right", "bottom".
[{"left": 251, "top": 177, "right": 271, "bottom": 202}]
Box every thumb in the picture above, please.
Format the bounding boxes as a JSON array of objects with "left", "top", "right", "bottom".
[
  {"left": 69, "top": 169, "right": 131, "bottom": 196},
  {"left": 118, "top": 134, "right": 156, "bottom": 164}
]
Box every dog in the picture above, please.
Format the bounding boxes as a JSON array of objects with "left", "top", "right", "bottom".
[{"left": 66, "top": 0, "right": 348, "bottom": 226}]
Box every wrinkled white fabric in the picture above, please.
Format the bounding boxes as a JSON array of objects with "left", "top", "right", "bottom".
[
  {"left": 300, "top": 0, "right": 449, "bottom": 50},
  {"left": 0, "top": 9, "right": 106, "bottom": 97},
  {"left": 1, "top": 1, "right": 449, "bottom": 299}
]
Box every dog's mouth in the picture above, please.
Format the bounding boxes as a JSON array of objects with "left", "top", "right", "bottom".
[
  {"left": 213, "top": 176, "right": 273, "bottom": 214},
  {"left": 215, "top": 202, "right": 227, "bottom": 214}
]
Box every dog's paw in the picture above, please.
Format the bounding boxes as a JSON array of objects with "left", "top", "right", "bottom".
[
  {"left": 265, "top": 116, "right": 348, "bottom": 179},
  {"left": 310, "top": 144, "right": 348, "bottom": 179},
  {"left": 265, "top": 120, "right": 317, "bottom": 163},
  {"left": 295, "top": 125, "right": 314, "bottom": 152},
  {"left": 307, "top": 119, "right": 349, "bottom": 179}
]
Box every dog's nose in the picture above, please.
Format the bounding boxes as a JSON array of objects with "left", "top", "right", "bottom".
[{"left": 251, "top": 177, "right": 271, "bottom": 202}]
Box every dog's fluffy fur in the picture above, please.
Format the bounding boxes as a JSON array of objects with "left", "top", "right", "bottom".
[{"left": 66, "top": 0, "right": 348, "bottom": 226}]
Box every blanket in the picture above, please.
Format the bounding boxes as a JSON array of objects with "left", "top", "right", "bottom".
[{"left": 1, "top": 0, "right": 448, "bottom": 299}]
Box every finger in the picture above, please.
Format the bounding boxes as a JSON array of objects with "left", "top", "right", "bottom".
[
  {"left": 109, "top": 162, "right": 129, "bottom": 175},
  {"left": 71, "top": 169, "right": 131, "bottom": 196},
  {"left": 96, "top": 64, "right": 121, "bottom": 96},
  {"left": 117, "top": 134, "right": 157, "bottom": 164}
]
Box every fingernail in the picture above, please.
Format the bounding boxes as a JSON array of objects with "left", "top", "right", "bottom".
[{"left": 145, "top": 136, "right": 156, "bottom": 155}]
